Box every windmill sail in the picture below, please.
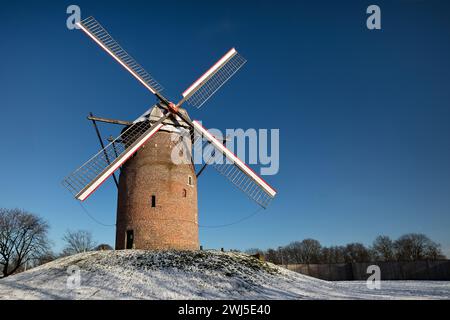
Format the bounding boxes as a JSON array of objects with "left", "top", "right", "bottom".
[
  {"left": 182, "top": 48, "right": 246, "bottom": 108},
  {"left": 63, "top": 117, "right": 167, "bottom": 201},
  {"left": 192, "top": 121, "right": 276, "bottom": 208},
  {"left": 76, "top": 16, "right": 164, "bottom": 95}
]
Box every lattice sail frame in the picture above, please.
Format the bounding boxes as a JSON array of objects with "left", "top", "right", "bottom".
[
  {"left": 210, "top": 161, "right": 274, "bottom": 208},
  {"left": 190, "top": 121, "right": 276, "bottom": 208},
  {"left": 77, "top": 16, "right": 164, "bottom": 95},
  {"left": 63, "top": 117, "right": 166, "bottom": 201},
  {"left": 67, "top": 16, "right": 276, "bottom": 205},
  {"left": 182, "top": 48, "right": 247, "bottom": 108}
]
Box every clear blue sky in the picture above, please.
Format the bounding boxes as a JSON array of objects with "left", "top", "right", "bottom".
[{"left": 1, "top": 1, "right": 450, "bottom": 256}]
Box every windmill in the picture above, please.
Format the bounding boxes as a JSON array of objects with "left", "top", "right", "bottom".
[{"left": 62, "top": 16, "right": 277, "bottom": 250}]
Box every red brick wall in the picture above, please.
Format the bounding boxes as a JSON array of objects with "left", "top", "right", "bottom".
[{"left": 115, "top": 130, "right": 199, "bottom": 250}]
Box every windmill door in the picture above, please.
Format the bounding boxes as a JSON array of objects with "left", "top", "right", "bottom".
[{"left": 126, "top": 230, "right": 134, "bottom": 249}]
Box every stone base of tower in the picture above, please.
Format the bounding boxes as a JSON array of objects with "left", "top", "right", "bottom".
[{"left": 115, "top": 128, "right": 199, "bottom": 251}]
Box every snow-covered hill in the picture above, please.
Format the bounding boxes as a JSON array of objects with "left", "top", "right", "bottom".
[{"left": 0, "top": 250, "right": 448, "bottom": 299}]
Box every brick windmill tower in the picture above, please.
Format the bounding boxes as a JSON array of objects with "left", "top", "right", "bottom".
[
  {"left": 115, "top": 107, "right": 199, "bottom": 250},
  {"left": 63, "top": 17, "right": 277, "bottom": 251}
]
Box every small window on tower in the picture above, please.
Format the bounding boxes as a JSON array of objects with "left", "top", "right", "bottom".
[
  {"left": 182, "top": 189, "right": 187, "bottom": 197},
  {"left": 188, "top": 176, "right": 193, "bottom": 186},
  {"left": 151, "top": 195, "right": 156, "bottom": 207}
]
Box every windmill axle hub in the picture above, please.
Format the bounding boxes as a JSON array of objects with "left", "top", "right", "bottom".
[{"left": 168, "top": 102, "right": 179, "bottom": 114}]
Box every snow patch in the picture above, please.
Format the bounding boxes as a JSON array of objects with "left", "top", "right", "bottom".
[{"left": 0, "top": 250, "right": 448, "bottom": 300}]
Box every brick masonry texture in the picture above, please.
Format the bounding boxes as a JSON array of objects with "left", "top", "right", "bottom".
[{"left": 115, "top": 130, "right": 199, "bottom": 250}]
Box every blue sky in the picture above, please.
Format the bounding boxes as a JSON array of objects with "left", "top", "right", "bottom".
[{"left": 1, "top": 1, "right": 450, "bottom": 256}]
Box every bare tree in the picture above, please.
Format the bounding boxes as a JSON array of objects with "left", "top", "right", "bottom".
[
  {"left": 275, "top": 246, "right": 287, "bottom": 265},
  {"left": 245, "top": 248, "right": 263, "bottom": 255},
  {"left": 285, "top": 241, "right": 302, "bottom": 263},
  {"left": 320, "top": 247, "right": 332, "bottom": 264},
  {"left": 328, "top": 246, "right": 346, "bottom": 264},
  {"left": 372, "top": 235, "right": 395, "bottom": 261},
  {"left": 424, "top": 243, "right": 446, "bottom": 260},
  {"left": 61, "top": 230, "right": 97, "bottom": 256},
  {"left": 321, "top": 246, "right": 346, "bottom": 264},
  {"left": 394, "top": 233, "right": 443, "bottom": 261},
  {"left": 259, "top": 233, "right": 446, "bottom": 266},
  {"left": 264, "top": 248, "right": 281, "bottom": 264},
  {"left": 284, "top": 239, "right": 322, "bottom": 264},
  {"left": 344, "top": 243, "right": 371, "bottom": 263},
  {"left": 299, "top": 239, "right": 322, "bottom": 264},
  {"left": 0, "top": 208, "right": 50, "bottom": 278}
]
